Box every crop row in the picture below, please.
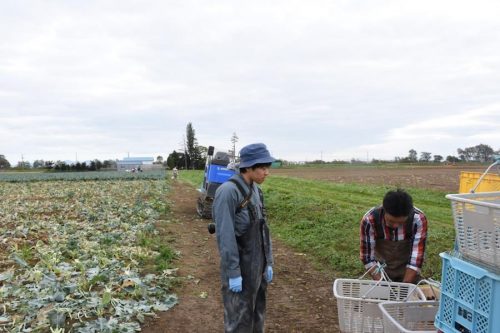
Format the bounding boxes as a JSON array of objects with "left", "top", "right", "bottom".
[
  {"left": 0, "top": 179, "right": 176, "bottom": 332},
  {"left": 0, "top": 170, "right": 167, "bottom": 182}
]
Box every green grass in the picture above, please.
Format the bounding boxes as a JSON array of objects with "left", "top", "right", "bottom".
[
  {"left": 262, "top": 177, "right": 454, "bottom": 279},
  {"left": 179, "top": 170, "right": 454, "bottom": 280},
  {"left": 176, "top": 170, "right": 204, "bottom": 187}
]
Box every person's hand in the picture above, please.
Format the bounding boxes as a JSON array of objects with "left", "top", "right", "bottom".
[
  {"left": 229, "top": 276, "right": 242, "bottom": 292},
  {"left": 265, "top": 266, "right": 273, "bottom": 283}
]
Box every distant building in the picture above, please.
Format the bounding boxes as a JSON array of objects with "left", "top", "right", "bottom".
[{"left": 116, "top": 157, "right": 154, "bottom": 171}]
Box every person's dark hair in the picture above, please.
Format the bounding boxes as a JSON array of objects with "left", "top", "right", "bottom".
[
  {"left": 239, "top": 162, "right": 272, "bottom": 174},
  {"left": 382, "top": 189, "right": 413, "bottom": 217}
]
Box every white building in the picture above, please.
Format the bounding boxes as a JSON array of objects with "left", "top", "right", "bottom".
[{"left": 116, "top": 157, "right": 154, "bottom": 171}]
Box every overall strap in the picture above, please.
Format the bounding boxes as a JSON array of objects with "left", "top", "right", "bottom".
[
  {"left": 405, "top": 209, "right": 415, "bottom": 240},
  {"left": 228, "top": 178, "right": 253, "bottom": 214},
  {"left": 257, "top": 187, "right": 266, "bottom": 218},
  {"left": 373, "top": 206, "right": 415, "bottom": 240}
]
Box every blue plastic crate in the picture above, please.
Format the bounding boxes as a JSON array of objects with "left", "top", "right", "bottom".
[{"left": 435, "top": 252, "right": 500, "bottom": 333}]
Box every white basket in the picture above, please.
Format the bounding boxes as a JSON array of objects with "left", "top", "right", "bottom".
[
  {"left": 445, "top": 191, "right": 500, "bottom": 271},
  {"left": 333, "top": 279, "right": 425, "bottom": 333},
  {"left": 378, "top": 301, "right": 439, "bottom": 333}
]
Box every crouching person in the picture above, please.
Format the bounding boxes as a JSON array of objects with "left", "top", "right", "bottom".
[{"left": 360, "top": 188, "right": 428, "bottom": 283}]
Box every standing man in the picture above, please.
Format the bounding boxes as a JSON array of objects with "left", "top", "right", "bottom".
[
  {"left": 360, "top": 189, "right": 428, "bottom": 283},
  {"left": 213, "top": 143, "right": 275, "bottom": 333}
]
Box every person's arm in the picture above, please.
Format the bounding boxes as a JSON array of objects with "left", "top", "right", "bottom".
[
  {"left": 360, "top": 211, "right": 377, "bottom": 278},
  {"left": 213, "top": 185, "right": 241, "bottom": 279},
  {"left": 406, "top": 211, "right": 428, "bottom": 282},
  {"left": 403, "top": 267, "right": 418, "bottom": 283}
]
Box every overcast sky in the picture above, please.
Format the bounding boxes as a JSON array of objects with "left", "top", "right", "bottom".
[{"left": 1, "top": 0, "right": 499, "bottom": 164}]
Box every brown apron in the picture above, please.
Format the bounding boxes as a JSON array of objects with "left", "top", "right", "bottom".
[{"left": 375, "top": 238, "right": 412, "bottom": 282}]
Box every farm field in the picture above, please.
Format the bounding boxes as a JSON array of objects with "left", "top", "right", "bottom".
[
  {"left": 0, "top": 177, "right": 177, "bottom": 332},
  {"left": 0, "top": 170, "right": 167, "bottom": 182},
  {"left": 1, "top": 164, "right": 493, "bottom": 332},
  {"left": 271, "top": 164, "right": 488, "bottom": 193}
]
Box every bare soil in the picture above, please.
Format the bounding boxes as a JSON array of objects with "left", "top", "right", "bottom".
[
  {"left": 142, "top": 181, "right": 339, "bottom": 333},
  {"left": 271, "top": 165, "right": 487, "bottom": 193}
]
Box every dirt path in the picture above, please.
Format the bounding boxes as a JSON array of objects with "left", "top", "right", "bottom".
[{"left": 142, "top": 181, "right": 340, "bottom": 333}]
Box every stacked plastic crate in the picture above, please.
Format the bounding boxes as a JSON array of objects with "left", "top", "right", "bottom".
[{"left": 434, "top": 191, "right": 500, "bottom": 333}]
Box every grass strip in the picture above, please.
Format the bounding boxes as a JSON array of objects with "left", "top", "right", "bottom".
[{"left": 179, "top": 170, "right": 454, "bottom": 279}]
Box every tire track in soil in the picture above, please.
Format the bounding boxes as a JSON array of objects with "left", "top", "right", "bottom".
[{"left": 142, "top": 181, "right": 340, "bottom": 333}]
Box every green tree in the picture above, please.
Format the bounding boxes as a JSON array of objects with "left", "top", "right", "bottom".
[
  {"left": 457, "top": 147, "right": 474, "bottom": 161},
  {"left": 167, "top": 150, "right": 184, "bottom": 169},
  {"left": 0, "top": 155, "right": 11, "bottom": 169},
  {"left": 419, "top": 152, "right": 432, "bottom": 162},
  {"left": 408, "top": 149, "right": 418, "bottom": 162},
  {"left": 102, "top": 159, "right": 117, "bottom": 169},
  {"left": 433, "top": 155, "right": 443, "bottom": 163},
  {"left": 186, "top": 122, "right": 197, "bottom": 169},
  {"left": 457, "top": 144, "right": 495, "bottom": 162},
  {"left": 94, "top": 159, "right": 103, "bottom": 170},
  {"left": 474, "top": 144, "right": 495, "bottom": 162},
  {"left": 33, "top": 160, "right": 45, "bottom": 168},
  {"left": 196, "top": 145, "right": 208, "bottom": 168}
]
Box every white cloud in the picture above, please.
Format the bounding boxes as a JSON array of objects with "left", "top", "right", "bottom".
[
  {"left": 0, "top": 1, "right": 499, "bottom": 164},
  {"left": 354, "top": 104, "right": 500, "bottom": 160}
]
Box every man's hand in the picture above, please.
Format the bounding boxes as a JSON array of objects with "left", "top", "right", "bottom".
[
  {"left": 229, "top": 276, "right": 243, "bottom": 292},
  {"left": 368, "top": 266, "right": 381, "bottom": 281},
  {"left": 403, "top": 268, "right": 418, "bottom": 284}
]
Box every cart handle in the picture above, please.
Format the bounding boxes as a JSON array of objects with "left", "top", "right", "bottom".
[{"left": 470, "top": 159, "right": 500, "bottom": 193}]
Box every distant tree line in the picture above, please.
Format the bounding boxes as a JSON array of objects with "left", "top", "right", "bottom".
[
  {"left": 394, "top": 144, "right": 498, "bottom": 164},
  {"left": 2, "top": 142, "right": 497, "bottom": 171},
  {"left": 50, "top": 160, "right": 118, "bottom": 171},
  {"left": 0, "top": 154, "right": 11, "bottom": 169},
  {"left": 0, "top": 156, "right": 119, "bottom": 172}
]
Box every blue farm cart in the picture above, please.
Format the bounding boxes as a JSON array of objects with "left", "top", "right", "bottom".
[{"left": 197, "top": 146, "right": 235, "bottom": 219}]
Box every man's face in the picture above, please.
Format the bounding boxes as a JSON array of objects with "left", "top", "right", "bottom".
[
  {"left": 247, "top": 166, "right": 270, "bottom": 184},
  {"left": 384, "top": 212, "right": 407, "bottom": 228}
]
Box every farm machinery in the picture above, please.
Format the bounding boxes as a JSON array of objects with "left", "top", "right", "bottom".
[{"left": 196, "top": 146, "right": 236, "bottom": 220}]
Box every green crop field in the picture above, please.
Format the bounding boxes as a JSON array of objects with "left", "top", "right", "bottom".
[
  {"left": 0, "top": 178, "right": 177, "bottom": 332},
  {"left": 180, "top": 170, "right": 454, "bottom": 280},
  {"left": 0, "top": 170, "right": 167, "bottom": 182}
]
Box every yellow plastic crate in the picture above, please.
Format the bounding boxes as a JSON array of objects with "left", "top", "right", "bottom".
[{"left": 459, "top": 171, "right": 500, "bottom": 193}]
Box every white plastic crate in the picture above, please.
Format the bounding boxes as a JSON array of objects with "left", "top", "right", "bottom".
[
  {"left": 379, "top": 301, "right": 439, "bottom": 333},
  {"left": 445, "top": 192, "right": 500, "bottom": 272},
  {"left": 333, "top": 279, "right": 425, "bottom": 333}
]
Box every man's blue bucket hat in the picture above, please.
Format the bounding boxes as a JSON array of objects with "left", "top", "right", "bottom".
[{"left": 239, "top": 143, "right": 275, "bottom": 168}]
